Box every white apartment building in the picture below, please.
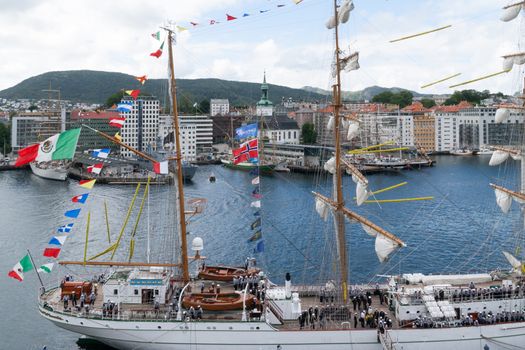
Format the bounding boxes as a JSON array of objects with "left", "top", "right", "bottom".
[
  {"left": 158, "top": 115, "right": 197, "bottom": 161},
  {"left": 398, "top": 115, "right": 414, "bottom": 147},
  {"left": 210, "top": 99, "right": 230, "bottom": 116},
  {"left": 359, "top": 113, "right": 401, "bottom": 146},
  {"left": 178, "top": 115, "right": 213, "bottom": 151},
  {"left": 434, "top": 106, "right": 523, "bottom": 151},
  {"left": 119, "top": 97, "right": 159, "bottom": 158}
]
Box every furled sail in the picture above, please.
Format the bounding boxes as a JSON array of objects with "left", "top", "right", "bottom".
[
  {"left": 375, "top": 234, "right": 398, "bottom": 263},
  {"left": 501, "top": 3, "right": 522, "bottom": 22},
  {"left": 489, "top": 150, "right": 510, "bottom": 166},
  {"left": 340, "top": 52, "right": 360, "bottom": 72},
  {"left": 361, "top": 223, "right": 377, "bottom": 237},
  {"left": 502, "top": 53, "right": 525, "bottom": 71},
  {"left": 502, "top": 251, "right": 522, "bottom": 274},
  {"left": 327, "top": 115, "right": 335, "bottom": 131},
  {"left": 347, "top": 121, "right": 360, "bottom": 140},
  {"left": 326, "top": 0, "right": 354, "bottom": 29},
  {"left": 324, "top": 156, "right": 336, "bottom": 174},
  {"left": 338, "top": 0, "right": 354, "bottom": 24},
  {"left": 495, "top": 108, "right": 510, "bottom": 123},
  {"left": 315, "top": 197, "right": 330, "bottom": 221},
  {"left": 495, "top": 188, "right": 512, "bottom": 213},
  {"left": 356, "top": 181, "right": 370, "bottom": 206}
]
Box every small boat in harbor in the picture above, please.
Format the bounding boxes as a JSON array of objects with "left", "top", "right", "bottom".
[
  {"left": 199, "top": 265, "right": 260, "bottom": 282},
  {"left": 182, "top": 292, "right": 256, "bottom": 311},
  {"left": 450, "top": 148, "right": 474, "bottom": 156},
  {"left": 209, "top": 172, "right": 216, "bottom": 182}
]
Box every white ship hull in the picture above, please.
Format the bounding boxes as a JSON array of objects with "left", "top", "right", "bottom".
[
  {"left": 30, "top": 162, "right": 68, "bottom": 181},
  {"left": 40, "top": 306, "right": 525, "bottom": 350}
]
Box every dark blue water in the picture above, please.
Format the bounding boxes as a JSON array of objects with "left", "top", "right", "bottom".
[{"left": 0, "top": 155, "right": 522, "bottom": 349}]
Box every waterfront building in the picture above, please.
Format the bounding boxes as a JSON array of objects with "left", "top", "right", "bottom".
[
  {"left": 413, "top": 115, "right": 435, "bottom": 152},
  {"left": 433, "top": 103, "right": 524, "bottom": 151},
  {"left": 69, "top": 110, "right": 120, "bottom": 152},
  {"left": 119, "top": 96, "right": 159, "bottom": 158},
  {"left": 210, "top": 99, "right": 229, "bottom": 116},
  {"left": 158, "top": 115, "right": 197, "bottom": 161},
  {"left": 256, "top": 73, "right": 274, "bottom": 117},
  {"left": 11, "top": 109, "right": 65, "bottom": 151},
  {"left": 260, "top": 113, "right": 300, "bottom": 145},
  {"left": 292, "top": 108, "right": 315, "bottom": 129},
  {"left": 178, "top": 115, "right": 213, "bottom": 153}
]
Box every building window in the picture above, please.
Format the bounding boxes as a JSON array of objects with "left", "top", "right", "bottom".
[
  {"left": 155, "top": 290, "right": 159, "bottom": 295},
  {"left": 134, "top": 289, "right": 139, "bottom": 295},
  {"left": 114, "top": 289, "right": 118, "bottom": 295}
]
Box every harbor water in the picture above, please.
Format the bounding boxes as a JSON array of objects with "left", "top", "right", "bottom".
[{"left": 0, "top": 155, "right": 520, "bottom": 349}]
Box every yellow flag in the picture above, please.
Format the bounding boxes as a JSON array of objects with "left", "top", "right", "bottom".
[
  {"left": 114, "top": 132, "right": 122, "bottom": 141},
  {"left": 176, "top": 26, "right": 188, "bottom": 32},
  {"left": 79, "top": 179, "right": 96, "bottom": 189},
  {"left": 521, "top": 263, "right": 525, "bottom": 275}
]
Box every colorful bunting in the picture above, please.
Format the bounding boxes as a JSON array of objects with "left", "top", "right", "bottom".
[
  {"left": 252, "top": 176, "right": 260, "bottom": 185},
  {"left": 243, "top": 13, "right": 250, "bottom": 17},
  {"left": 8, "top": 254, "right": 33, "bottom": 282},
  {"left": 87, "top": 163, "right": 104, "bottom": 175},
  {"left": 251, "top": 218, "right": 261, "bottom": 230},
  {"left": 135, "top": 75, "right": 147, "bottom": 85},
  {"left": 253, "top": 210, "right": 260, "bottom": 217},
  {"left": 250, "top": 168, "right": 259, "bottom": 175},
  {"left": 260, "top": 9, "right": 270, "bottom": 13},
  {"left": 65, "top": 209, "right": 81, "bottom": 218},
  {"left": 227, "top": 14, "right": 237, "bottom": 21},
  {"left": 38, "top": 263, "right": 54, "bottom": 273},
  {"left": 109, "top": 117, "right": 126, "bottom": 128},
  {"left": 250, "top": 200, "right": 261, "bottom": 208},
  {"left": 58, "top": 223, "right": 74, "bottom": 233},
  {"left": 154, "top": 161, "right": 169, "bottom": 174},
  {"left": 72, "top": 193, "right": 89, "bottom": 204},
  {"left": 151, "top": 31, "right": 161, "bottom": 40},
  {"left": 210, "top": 20, "right": 217, "bottom": 25},
  {"left": 190, "top": 22, "right": 199, "bottom": 26},
  {"left": 43, "top": 248, "right": 61, "bottom": 258},
  {"left": 248, "top": 230, "right": 262, "bottom": 242},
  {"left": 117, "top": 101, "right": 133, "bottom": 112},
  {"left": 233, "top": 139, "right": 258, "bottom": 165},
  {"left": 177, "top": 26, "right": 188, "bottom": 32},
  {"left": 150, "top": 41, "right": 164, "bottom": 58},
  {"left": 48, "top": 236, "right": 67, "bottom": 246},
  {"left": 277, "top": 4, "right": 286, "bottom": 7},
  {"left": 79, "top": 179, "right": 96, "bottom": 189},
  {"left": 114, "top": 132, "right": 122, "bottom": 142},
  {"left": 125, "top": 89, "right": 141, "bottom": 99},
  {"left": 92, "top": 148, "right": 110, "bottom": 159}
]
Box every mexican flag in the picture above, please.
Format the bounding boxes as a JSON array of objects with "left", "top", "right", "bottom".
[
  {"left": 8, "top": 254, "right": 34, "bottom": 281},
  {"left": 15, "top": 128, "right": 81, "bottom": 166}
]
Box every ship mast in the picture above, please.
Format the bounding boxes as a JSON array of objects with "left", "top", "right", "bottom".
[
  {"left": 332, "top": 0, "right": 349, "bottom": 302},
  {"left": 166, "top": 28, "right": 190, "bottom": 283}
]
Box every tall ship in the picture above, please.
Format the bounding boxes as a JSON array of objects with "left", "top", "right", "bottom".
[
  {"left": 30, "top": 161, "right": 69, "bottom": 181},
  {"left": 36, "top": 2, "right": 525, "bottom": 349}
]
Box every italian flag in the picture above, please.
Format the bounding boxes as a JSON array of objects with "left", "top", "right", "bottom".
[
  {"left": 8, "top": 254, "right": 33, "bottom": 282},
  {"left": 15, "top": 128, "right": 81, "bottom": 167}
]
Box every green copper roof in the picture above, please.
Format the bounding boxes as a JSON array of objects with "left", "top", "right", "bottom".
[{"left": 257, "top": 71, "right": 273, "bottom": 106}]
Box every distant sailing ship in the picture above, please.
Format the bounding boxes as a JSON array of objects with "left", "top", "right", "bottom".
[{"left": 36, "top": 2, "right": 525, "bottom": 350}]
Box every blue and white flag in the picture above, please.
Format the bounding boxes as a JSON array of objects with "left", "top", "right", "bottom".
[
  {"left": 49, "top": 236, "right": 67, "bottom": 246},
  {"left": 235, "top": 123, "right": 258, "bottom": 140},
  {"left": 117, "top": 101, "right": 133, "bottom": 112},
  {"left": 92, "top": 148, "right": 111, "bottom": 159},
  {"left": 65, "top": 209, "right": 81, "bottom": 218},
  {"left": 58, "top": 223, "right": 74, "bottom": 233}
]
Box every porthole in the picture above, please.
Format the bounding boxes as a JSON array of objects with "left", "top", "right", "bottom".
[
  {"left": 406, "top": 311, "right": 410, "bottom": 314},
  {"left": 65, "top": 320, "right": 69, "bottom": 323},
  {"left": 158, "top": 326, "right": 162, "bottom": 329},
  {"left": 256, "top": 327, "right": 260, "bottom": 330},
  {"left": 136, "top": 326, "right": 139, "bottom": 329},
  {"left": 80, "top": 322, "right": 83, "bottom": 325},
  {"left": 229, "top": 326, "right": 233, "bottom": 330}
]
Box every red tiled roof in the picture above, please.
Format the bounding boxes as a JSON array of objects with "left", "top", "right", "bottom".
[
  {"left": 401, "top": 101, "right": 430, "bottom": 113},
  {"left": 432, "top": 100, "right": 472, "bottom": 113},
  {"left": 71, "top": 109, "right": 120, "bottom": 120}
]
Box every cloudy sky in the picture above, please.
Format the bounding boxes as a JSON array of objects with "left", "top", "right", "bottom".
[{"left": 0, "top": 0, "right": 522, "bottom": 95}]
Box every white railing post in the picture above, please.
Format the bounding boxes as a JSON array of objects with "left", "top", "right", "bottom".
[{"left": 176, "top": 282, "right": 191, "bottom": 321}]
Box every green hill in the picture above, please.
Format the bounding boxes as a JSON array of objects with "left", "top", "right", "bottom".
[{"left": 0, "top": 70, "right": 328, "bottom": 106}]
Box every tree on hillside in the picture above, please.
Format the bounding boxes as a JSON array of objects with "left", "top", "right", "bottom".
[
  {"left": 28, "top": 105, "right": 38, "bottom": 112},
  {"left": 105, "top": 91, "right": 125, "bottom": 108},
  {"left": 301, "top": 123, "right": 317, "bottom": 144},
  {"left": 199, "top": 99, "right": 210, "bottom": 114},
  {"left": 0, "top": 123, "right": 11, "bottom": 154},
  {"left": 420, "top": 98, "right": 436, "bottom": 108},
  {"left": 444, "top": 89, "right": 490, "bottom": 105},
  {"left": 371, "top": 90, "right": 413, "bottom": 108}
]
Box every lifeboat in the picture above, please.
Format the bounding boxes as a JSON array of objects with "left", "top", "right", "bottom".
[
  {"left": 182, "top": 292, "right": 256, "bottom": 311},
  {"left": 198, "top": 265, "right": 260, "bottom": 282}
]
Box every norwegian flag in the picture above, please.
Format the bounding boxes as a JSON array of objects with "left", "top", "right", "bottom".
[
  {"left": 109, "top": 117, "right": 126, "bottom": 128},
  {"left": 87, "top": 163, "right": 104, "bottom": 175},
  {"left": 233, "top": 139, "right": 258, "bottom": 165}
]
